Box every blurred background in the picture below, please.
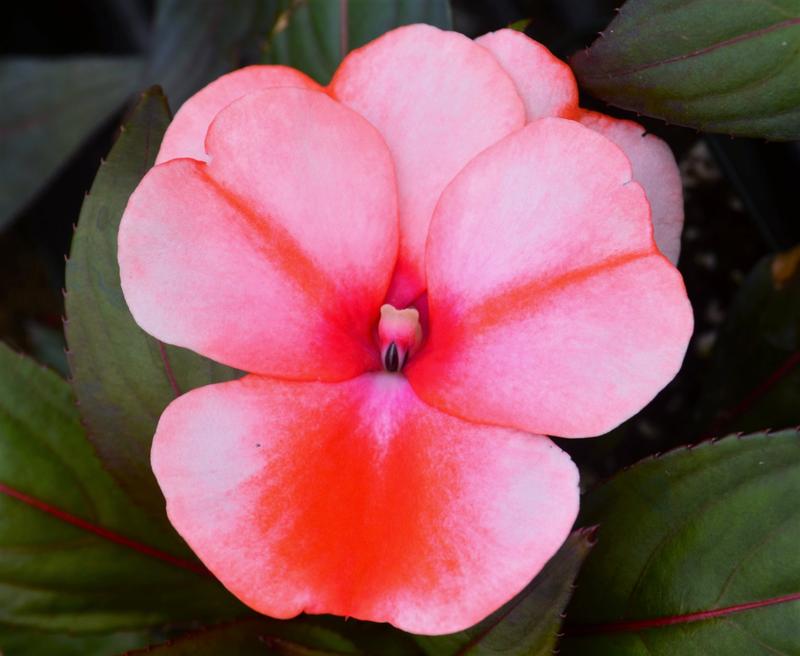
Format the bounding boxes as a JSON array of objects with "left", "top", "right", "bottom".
[{"left": 2, "top": 0, "right": 798, "bottom": 483}]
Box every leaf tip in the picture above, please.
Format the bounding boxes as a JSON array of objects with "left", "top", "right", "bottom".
[
  {"left": 578, "top": 524, "right": 600, "bottom": 546},
  {"left": 141, "top": 84, "right": 165, "bottom": 98}
]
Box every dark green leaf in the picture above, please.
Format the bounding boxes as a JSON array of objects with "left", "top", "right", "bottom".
[
  {"left": 144, "top": 0, "right": 278, "bottom": 108},
  {"left": 65, "top": 87, "right": 240, "bottom": 519},
  {"left": 417, "top": 530, "right": 594, "bottom": 656},
  {"left": 695, "top": 246, "right": 800, "bottom": 435},
  {"left": 0, "top": 343, "right": 246, "bottom": 632},
  {"left": 571, "top": 0, "right": 800, "bottom": 140},
  {"left": 25, "top": 321, "right": 70, "bottom": 378},
  {"left": 0, "top": 56, "right": 141, "bottom": 229},
  {"left": 265, "top": 0, "right": 452, "bottom": 83},
  {"left": 561, "top": 431, "right": 800, "bottom": 655},
  {"left": 123, "top": 618, "right": 360, "bottom": 655},
  {"left": 310, "top": 617, "right": 422, "bottom": 655},
  {"left": 0, "top": 625, "right": 150, "bottom": 656}
]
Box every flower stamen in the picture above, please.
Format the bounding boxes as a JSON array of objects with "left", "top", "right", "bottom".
[{"left": 379, "top": 304, "right": 422, "bottom": 373}]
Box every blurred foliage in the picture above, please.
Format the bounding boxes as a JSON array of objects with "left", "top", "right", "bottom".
[
  {"left": 265, "top": 0, "right": 451, "bottom": 83},
  {"left": 0, "top": 1, "right": 798, "bottom": 654},
  {"left": 126, "top": 618, "right": 363, "bottom": 655},
  {"left": 0, "top": 57, "right": 141, "bottom": 230},
  {"left": 0, "top": 626, "right": 150, "bottom": 656},
  {"left": 0, "top": 0, "right": 277, "bottom": 231},
  {"left": 126, "top": 616, "right": 433, "bottom": 654},
  {"left": 695, "top": 245, "right": 800, "bottom": 435}
]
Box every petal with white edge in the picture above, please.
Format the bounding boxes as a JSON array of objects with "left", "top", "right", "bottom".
[{"left": 152, "top": 373, "right": 579, "bottom": 635}]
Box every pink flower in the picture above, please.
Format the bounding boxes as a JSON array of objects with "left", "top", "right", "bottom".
[{"left": 118, "top": 25, "right": 692, "bottom": 634}]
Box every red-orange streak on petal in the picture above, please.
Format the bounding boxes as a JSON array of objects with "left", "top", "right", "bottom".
[
  {"left": 445, "top": 250, "right": 653, "bottom": 339},
  {"left": 153, "top": 375, "right": 579, "bottom": 633},
  {"left": 194, "top": 165, "right": 373, "bottom": 353},
  {"left": 251, "top": 407, "right": 455, "bottom": 610},
  {"left": 407, "top": 118, "right": 692, "bottom": 438},
  {"left": 196, "top": 166, "right": 333, "bottom": 305},
  {"left": 120, "top": 87, "right": 395, "bottom": 379}
]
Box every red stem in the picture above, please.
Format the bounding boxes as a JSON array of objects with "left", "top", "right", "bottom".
[
  {"left": 158, "top": 341, "right": 182, "bottom": 397},
  {"left": 709, "top": 350, "right": 800, "bottom": 436},
  {"left": 567, "top": 592, "right": 800, "bottom": 636},
  {"left": 0, "top": 482, "right": 210, "bottom": 577}
]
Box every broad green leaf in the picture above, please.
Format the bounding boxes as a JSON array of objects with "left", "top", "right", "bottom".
[
  {"left": 0, "top": 625, "right": 150, "bottom": 656},
  {"left": 695, "top": 246, "right": 800, "bottom": 435},
  {"left": 123, "top": 618, "right": 360, "bottom": 655},
  {"left": 561, "top": 431, "right": 800, "bottom": 655},
  {"left": 0, "top": 343, "right": 246, "bottom": 633},
  {"left": 0, "top": 57, "right": 142, "bottom": 230},
  {"left": 417, "top": 530, "right": 594, "bottom": 656},
  {"left": 65, "top": 87, "right": 240, "bottom": 519},
  {"left": 570, "top": 0, "right": 800, "bottom": 140},
  {"left": 265, "top": 0, "right": 452, "bottom": 83},
  {"left": 145, "top": 0, "right": 278, "bottom": 109}
]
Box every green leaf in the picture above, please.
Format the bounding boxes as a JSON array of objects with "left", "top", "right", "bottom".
[
  {"left": 695, "top": 247, "right": 800, "bottom": 435},
  {"left": 25, "top": 321, "right": 70, "bottom": 379},
  {"left": 561, "top": 431, "right": 800, "bottom": 655},
  {"left": 265, "top": 0, "right": 452, "bottom": 83},
  {"left": 0, "top": 343, "right": 246, "bottom": 632},
  {"left": 417, "top": 530, "right": 594, "bottom": 656},
  {"left": 507, "top": 18, "right": 532, "bottom": 33},
  {"left": 0, "top": 625, "right": 150, "bottom": 656},
  {"left": 123, "top": 618, "right": 361, "bottom": 655},
  {"left": 145, "top": 0, "right": 278, "bottom": 108},
  {"left": 0, "top": 56, "right": 142, "bottom": 230},
  {"left": 65, "top": 87, "right": 240, "bottom": 519},
  {"left": 310, "top": 617, "right": 422, "bottom": 655},
  {"left": 570, "top": 0, "right": 800, "bottom": 140}
]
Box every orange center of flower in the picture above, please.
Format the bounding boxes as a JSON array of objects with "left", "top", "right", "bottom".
[{"left": 378, "top": 304, "right": 422, "bottom": 373}]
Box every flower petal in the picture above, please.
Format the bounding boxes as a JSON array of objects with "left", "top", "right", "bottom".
[
  {"left": 578, "top": 110, "right": 684, "bottom": 264},
  {"left": 119, "top": 88, "right": 397, "bottom": 380},
  {"left": 472, "top": 30, "right": 684, "bottom": 263},
  {"left": 156, "top": 65, "right": 320, "bottom": 164},
  {"left": 152, "top": 373, "right": 579, "bottom": 634},
  {"left": 407, "top": 118, "right": 693, "bottom": 438},
  {"left": 476, "top": 29, "right": 579, "bottom": 121},
  {"left": 330, "top": 24, "right": 526, "bottom": 306}
]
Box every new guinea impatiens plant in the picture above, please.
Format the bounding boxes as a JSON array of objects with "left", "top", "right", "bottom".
[{"left": 117, "top": 25, "right": 692, "bottom": 634}]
